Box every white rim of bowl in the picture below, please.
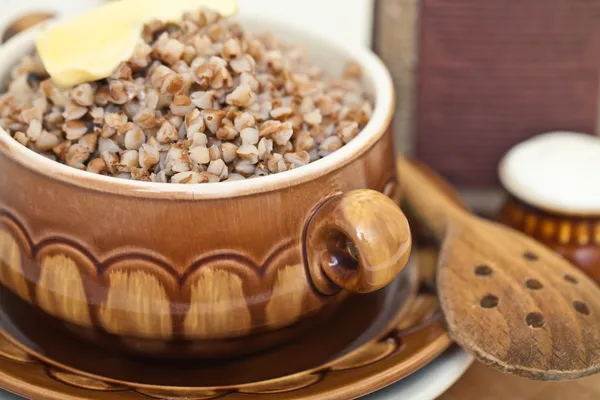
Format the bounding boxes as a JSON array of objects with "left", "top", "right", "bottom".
[{"left": 0, "top": 16, "right": 395, "bottom": 200}]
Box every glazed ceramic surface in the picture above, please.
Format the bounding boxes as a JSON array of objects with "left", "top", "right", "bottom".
[
  {"left": 498, "top": 132, "right": 600, "bottom": 284},
  {"left": 0, "top": 348, "right": 472, "bottom": 400},
  {"left": 0, "top": 248, "right": 452, "bottom": 400},
  {"left": 0, "top": 18, "right": 410, "bottom": 358},
  {"left": 499, "top": 197, "right": 600, "bottom": 284}
]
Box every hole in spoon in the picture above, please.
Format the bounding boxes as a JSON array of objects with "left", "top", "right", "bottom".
[
  {"left": 574, "top": 301, "right": 590, "bottom": 316},
  {"left": 564, "top": 274, "right": 578, "bottom": 284},
  {"left": 475, "top": 265, "right": 493, "bottom": 276},
  {"left": 480, "top": 294, "right": 499, "bottom": 309},
  {"left": 526, "top": 312, "right": 544, "bottom": 328},
  {"left": 525, "top": 279, "right": 543, "bottom": 290},
  {"left": 523, "top": 251, "right": 539, "bottom": 261}
]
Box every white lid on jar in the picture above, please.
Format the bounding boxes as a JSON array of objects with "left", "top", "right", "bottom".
[{"left": 499, "top": 131, "right": 600, "bottom": 215}]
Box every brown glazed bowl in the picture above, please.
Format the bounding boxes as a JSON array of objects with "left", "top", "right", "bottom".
[{"left": 0, "top": 18, "right": 411, "bottom": 358}]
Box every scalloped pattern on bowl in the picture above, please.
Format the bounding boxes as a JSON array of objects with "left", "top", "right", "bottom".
[{"left": 0, "top": 210, "right": 327, "bottom": 343}]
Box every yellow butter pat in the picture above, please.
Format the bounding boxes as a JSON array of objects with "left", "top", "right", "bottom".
[{"left": 36, "top": 0, "right": 239, "bottom": 87}]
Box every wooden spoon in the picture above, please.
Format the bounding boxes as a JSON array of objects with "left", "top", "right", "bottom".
[{"left": 397, "top": 157, "right": 600, "bottom": 380}]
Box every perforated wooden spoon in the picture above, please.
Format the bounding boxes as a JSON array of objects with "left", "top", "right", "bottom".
[{"left": 397, "top": 157, "right": 600, "bottom": 380}]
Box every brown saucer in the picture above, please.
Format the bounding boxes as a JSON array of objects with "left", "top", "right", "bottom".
[{"left": 0, "top": 248, "right": 449, "bottom": 400}]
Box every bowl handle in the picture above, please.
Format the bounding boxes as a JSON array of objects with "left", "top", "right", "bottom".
[{"left": 303, "top": 189, "right": 412, "bottom": 295}]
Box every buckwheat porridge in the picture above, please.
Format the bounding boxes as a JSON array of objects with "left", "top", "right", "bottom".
[{"left": 0, "top": 8, "right": 373, "bottom": 184}]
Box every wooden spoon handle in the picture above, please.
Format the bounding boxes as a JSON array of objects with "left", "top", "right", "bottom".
[{"left": 397, "top": 157, "right": 466, "bottom": 240}]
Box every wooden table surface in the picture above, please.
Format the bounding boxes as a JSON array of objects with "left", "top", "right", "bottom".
[{"left": 440, "top": 362, "right": 600, "bottom": 399}]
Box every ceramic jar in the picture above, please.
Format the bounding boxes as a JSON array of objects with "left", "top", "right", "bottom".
[{"left": 498, "top": 132, "right": 600, "bottom": 284}]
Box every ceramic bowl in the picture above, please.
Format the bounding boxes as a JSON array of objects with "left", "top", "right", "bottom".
[{"left": 0, "top": 17, "right": 411, "bottom": 358}]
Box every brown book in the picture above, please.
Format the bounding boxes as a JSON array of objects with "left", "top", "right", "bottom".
[{"left": 377, "top": 0, "right": 600, "bottom": 188}]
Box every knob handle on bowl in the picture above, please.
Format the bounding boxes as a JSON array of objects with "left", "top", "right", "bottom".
[{"left": 304, "top": 189, "right": 412, "bottom": 295}]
